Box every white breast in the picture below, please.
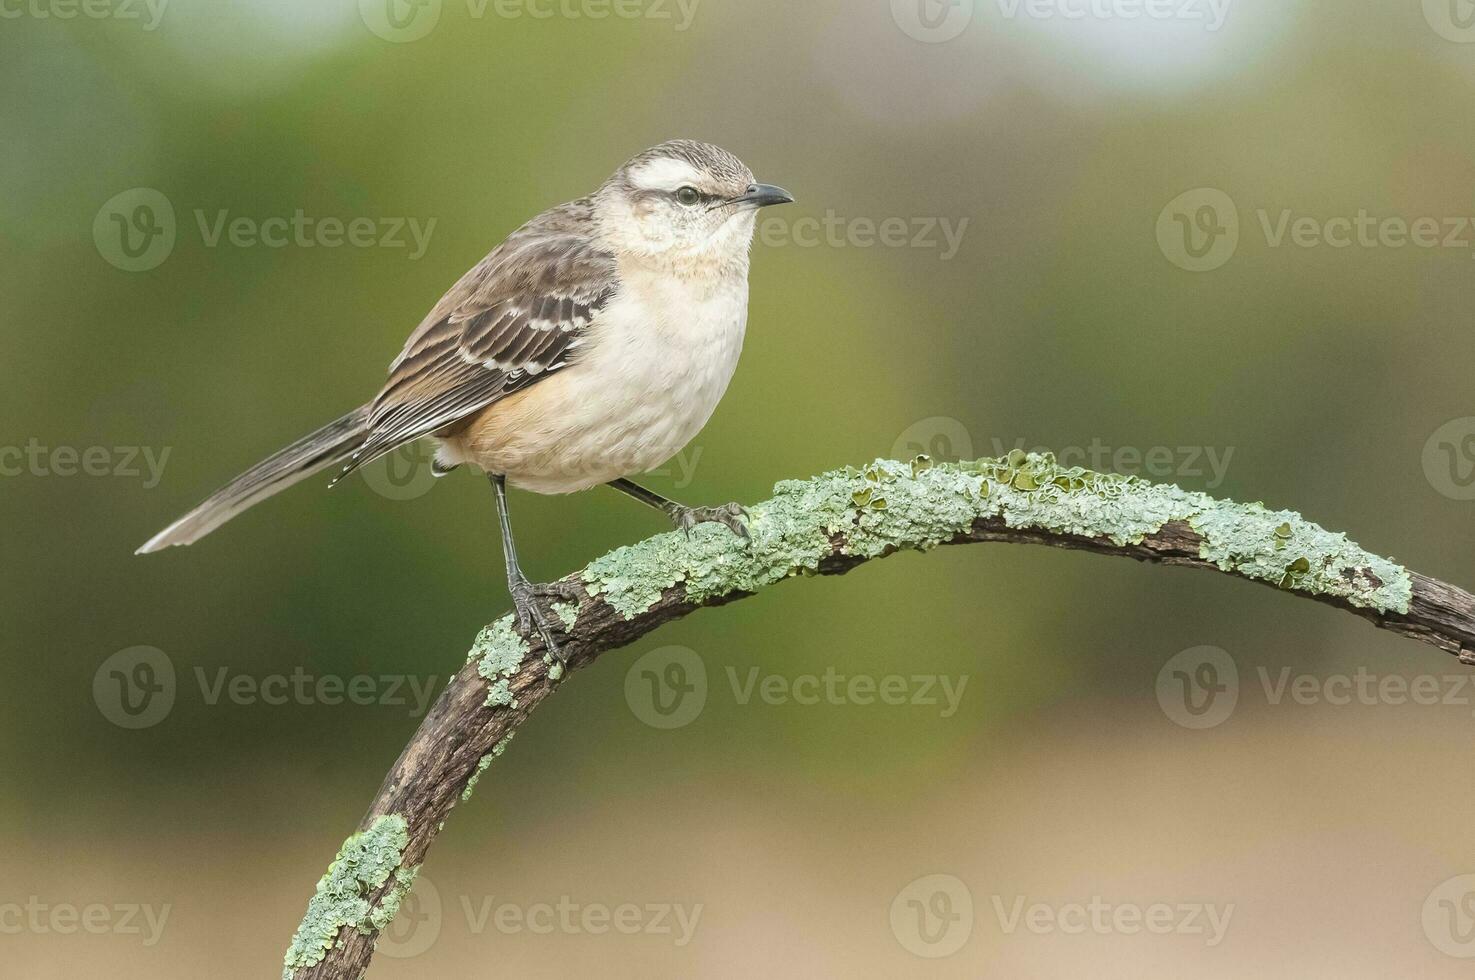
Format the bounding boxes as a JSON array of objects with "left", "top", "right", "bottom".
[{"left": 441, "top": 265, "right": 749, "bottom": 494}]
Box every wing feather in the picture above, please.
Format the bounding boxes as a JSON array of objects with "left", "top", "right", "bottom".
[{"left": 334, "top": 199, "right": 618, "bottom": 481}]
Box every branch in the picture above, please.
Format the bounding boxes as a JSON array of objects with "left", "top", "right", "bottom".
[{"left": 281, "top": 452, "right": 1475, "bottom": 979}]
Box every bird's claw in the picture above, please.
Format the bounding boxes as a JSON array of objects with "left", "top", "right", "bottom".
[
  {"left": 509, "top": 578, "right": 569, "bottom": 663},
  {"left": 668, "top": 502, "right": 750, "bottom": 542}
]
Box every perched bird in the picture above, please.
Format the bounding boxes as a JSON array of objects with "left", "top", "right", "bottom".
[{"left": 137, "top": 139, "right": 794, "bottom": 658}]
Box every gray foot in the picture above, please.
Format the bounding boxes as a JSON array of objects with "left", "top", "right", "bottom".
[
  {"left": 509, "top": 579, "right": 578, "bottom": 662},
  {"left": 666, "top": 502, "right": 749, "bottom": 541}
]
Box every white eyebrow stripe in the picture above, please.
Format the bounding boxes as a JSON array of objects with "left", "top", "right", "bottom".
[{"left": 629, "top": 156, "right": 703, "bottom": 192}]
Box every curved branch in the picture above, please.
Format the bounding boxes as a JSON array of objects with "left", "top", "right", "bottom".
[{"left": 282, "top": 453, "right": 1475, "bottom": 979}]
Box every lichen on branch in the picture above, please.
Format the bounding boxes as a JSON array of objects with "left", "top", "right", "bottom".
[
  {"left": 282, "top": 814, "right": 417, "bottom": 980},
  {"left": 575, "top": 452, "right": 1411, "bottom": 622}
]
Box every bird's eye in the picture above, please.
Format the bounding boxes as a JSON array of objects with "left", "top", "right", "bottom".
[{"left": 675, "top": 186, "right": 701, "bottom": 206}]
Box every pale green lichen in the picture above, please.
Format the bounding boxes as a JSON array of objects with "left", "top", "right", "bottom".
[
  {"left": 471, "top": 616, "right": 528, "bottom": 708},
  {"left": 460, "top": 732, "right": 515, "bottom": 803},
  {"left": 576, "top": 452, "right": 1412, "bottom": 620},
  {"left": 282, "top": 814, "right": 416, "bottom": 980},
  {"left": 551, "top": 600, "right": 580, "bottom": 631}
]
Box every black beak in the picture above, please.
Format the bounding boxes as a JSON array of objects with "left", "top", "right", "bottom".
[{"left": 726, "top": 182, "right": 795, "bottom": 209}]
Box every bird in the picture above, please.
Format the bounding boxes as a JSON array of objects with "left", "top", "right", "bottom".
[{"left": 136, "top": 139, "right": 794, "bottom": 660}]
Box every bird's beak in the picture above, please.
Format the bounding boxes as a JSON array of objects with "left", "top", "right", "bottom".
[{"left": 725, "top": 182, "right": 795, "bottom": 210}]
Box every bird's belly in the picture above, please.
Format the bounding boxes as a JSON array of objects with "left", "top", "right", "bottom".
[{"left": 440, "top": 293, "right": 746, "bottom": 494}]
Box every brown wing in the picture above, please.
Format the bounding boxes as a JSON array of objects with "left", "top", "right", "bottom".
[{"left": 334, "top": 198, "right": 618, "bottom": 482}]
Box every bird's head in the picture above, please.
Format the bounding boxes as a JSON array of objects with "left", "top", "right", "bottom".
[{"left": 594, "top": 139, "right": 793, "bottom": 271}]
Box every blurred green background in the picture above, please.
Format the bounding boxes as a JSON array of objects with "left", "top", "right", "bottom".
[{"left": 6, "top": 0, "right": 1475, "bottom": 976}]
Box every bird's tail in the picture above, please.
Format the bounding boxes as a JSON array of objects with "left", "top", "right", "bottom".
[{"left": 135, "top": 405, "right": 371, "bottom": 555}]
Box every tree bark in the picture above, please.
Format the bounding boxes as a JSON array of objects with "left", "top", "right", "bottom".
[{"left": 281, "top": 454, "right": 1475, "bottom": 980}]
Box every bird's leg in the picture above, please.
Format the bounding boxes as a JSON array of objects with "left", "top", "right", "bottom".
[
  {"left": 489, "top": 474, "right": 576, "bottom": 662},
  {"left": 606, "top": 478, "right": 748, "bottom": 540}
]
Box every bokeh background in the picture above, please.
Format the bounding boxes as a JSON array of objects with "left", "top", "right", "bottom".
[{"left": 7, "top": 0, "right": 1475, "bottom": 975}]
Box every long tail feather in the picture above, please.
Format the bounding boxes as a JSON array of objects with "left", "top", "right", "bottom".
[{"left": 136, "top": 405, "right": 371, "bottom": 554}]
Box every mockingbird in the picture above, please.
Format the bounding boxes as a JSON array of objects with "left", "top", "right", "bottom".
[{"left": 138, "top": 139, "right": 793, "bottom": 659}]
